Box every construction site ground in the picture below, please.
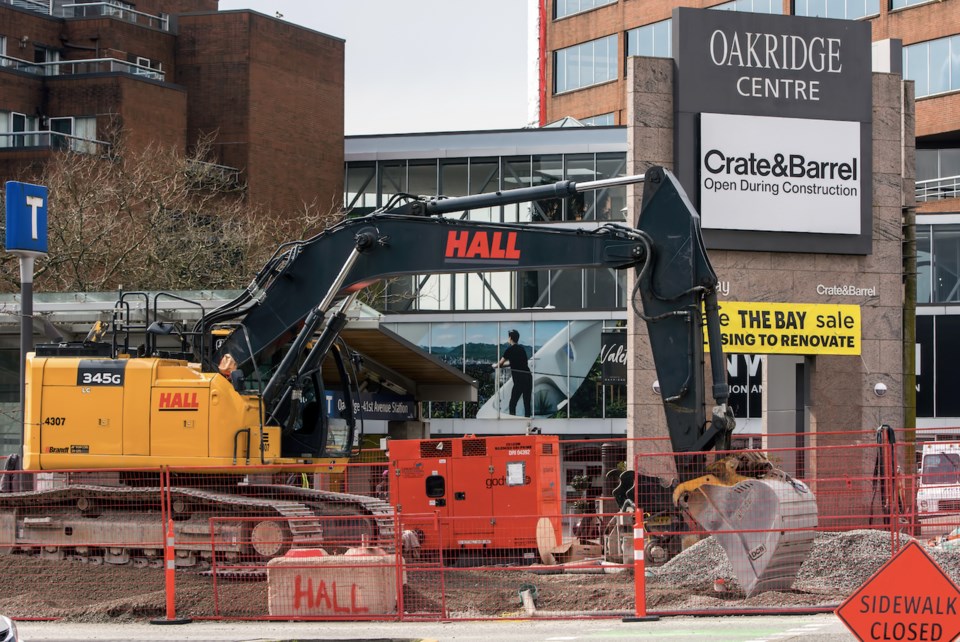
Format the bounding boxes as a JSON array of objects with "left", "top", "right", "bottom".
[{"left": 2, "top": 529, "right": 958, "bottom": 621}]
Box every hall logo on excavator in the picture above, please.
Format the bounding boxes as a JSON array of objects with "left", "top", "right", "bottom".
[
  {"left": 444, "top": 230, "right": 520, "bottom": 263},
  {"left": 158, "top": 391, "right": 200, "bottom": 411}
]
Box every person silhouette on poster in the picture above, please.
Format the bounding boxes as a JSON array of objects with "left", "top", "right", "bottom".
[{"left": 494, "top": 329, "right": 532, "bottom": 417}]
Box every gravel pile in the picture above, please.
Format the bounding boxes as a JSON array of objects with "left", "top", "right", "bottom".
[{"left": 649, "top": 529, "right": 960, "bottom": 599}]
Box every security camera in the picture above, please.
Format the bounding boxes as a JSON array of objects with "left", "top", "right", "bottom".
[
  {"left": 873, "top": 382, "right": 887, "bottom": 397},
  {"left": 652, "top": 380, "right": 661, "bottom": 396}
]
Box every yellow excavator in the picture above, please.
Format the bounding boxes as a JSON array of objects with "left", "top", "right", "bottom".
[{"left": 0, "top": 166, "right": 816, "bottom": 593}]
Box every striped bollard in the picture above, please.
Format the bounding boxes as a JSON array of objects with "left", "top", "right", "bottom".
[
  {"left": 151, "top": 513, "right": 191, "bottom": 624},
  {"left": 623, "top": 520, "right": 659, "bottom": 622}
]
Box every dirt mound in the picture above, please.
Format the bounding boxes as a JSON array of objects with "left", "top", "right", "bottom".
[{"left": 3, "top": 530, "right": 950, "bottom": 620}]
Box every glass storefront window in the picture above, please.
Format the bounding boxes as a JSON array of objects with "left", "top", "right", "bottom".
[
  {"left": 586, "top": 268, "right": 618, "bottom": 309},
  {"left": 429, "top": 323, "right": 465, "bottom": 419},
  {"left": 503, "top": 156, "right": 532, "bottom": 223},
  {"left": 565, "top": 154, "right": 595, "bottom": 220},
  {"left": 531, "top": 155, "right": 563, "bottom": 222},
  {"left": 407, "top": 160, "right": 437, "bottom": 200},
  {"left": 468, "top": 157, "right": 499, "bottom": 222},
  {"left": 533, "top": 320, "right": 569, "bottom": 417},
  {"left": 626, "top": 20, "right": 672, "bottom": 59},
  {"left": 596, "top": 152, "right": 627, "bottom": 221},
  {"left": 379, "top": 161, "right": 405, "bottom": 209},
  {"left": 934, "top": 225, "right": 960, "bottom": 302},
  {"left": 344, "top": 162, "right": 377, "bottom": 215},
  {"left": 465, "top": 322, "right": 499, "bottom": 418},
  {"left": 348, "top": 152, "right": 628, "bottom": 314},
  {"left": 917, "top": 226, "right": 931, "bottom": 304},
  {"left": 440, "top": 159, "right": 468, "bottom": 198}
]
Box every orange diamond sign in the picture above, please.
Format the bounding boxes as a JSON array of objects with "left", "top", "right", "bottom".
[{"left": 837, "top": 540, "right": 960, "bottom": 642}]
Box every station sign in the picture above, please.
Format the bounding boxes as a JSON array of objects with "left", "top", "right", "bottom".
[
  {"left": 5, "top": 181, "right": 48, "bottom": 255},
  {"left": 323, "top": 389, "right": 416, "bottom": 422},
  {"left": 704, "top": 301, "right": 860, "bottom": 355},
  {"left": 836, "top": 541, "right": 960, "bottom": 642}
]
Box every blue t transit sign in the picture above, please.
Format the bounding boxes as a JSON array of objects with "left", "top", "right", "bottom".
[{"left": 5, "top": 181, "right": 49, "bottom": 255}]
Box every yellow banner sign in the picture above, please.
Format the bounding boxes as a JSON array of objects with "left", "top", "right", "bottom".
[{"left": 705, "top": 301, "right": 861, "bottom": 355}]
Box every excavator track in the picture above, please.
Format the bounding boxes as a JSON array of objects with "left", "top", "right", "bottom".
[{"left": 0, "top": 481, "right": 396, "bottom": 569}]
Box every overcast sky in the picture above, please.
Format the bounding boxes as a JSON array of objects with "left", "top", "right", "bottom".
[{"left": 218, "top": 0, "right": 532, "bottom": 135}]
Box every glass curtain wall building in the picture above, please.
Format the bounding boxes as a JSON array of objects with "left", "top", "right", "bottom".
[{"left": 345, "top": 127, "right": 630, "bottom": 436}]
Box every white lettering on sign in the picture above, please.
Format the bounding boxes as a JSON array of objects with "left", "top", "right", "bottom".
[
  {"left": 709, "top": 30, "right": 843, "bottom": 73},
  {"left": 599, "top": 342, "right": 627, "bottom": 367},
  {"left": 25, "top": 195, "right": 43, "bottom": 240},
  {"left": 817, "top": 284, "right": 877, "bottom": 297}
]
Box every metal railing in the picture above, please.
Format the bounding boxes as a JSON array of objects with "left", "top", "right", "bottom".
[
  {"left": 0, "top": 54, "right": 163, "bottom": 80},
  {"left": 186, "top": 159, "right": 243, "bottom": 189},
  {"left": 0, "top": 0, "right": 169, "bottom": 31},
  {"left": 0, "top": 0, "right": 50, "bottom": 12},
  {"left": 0, "top": 129, "right": 108, "bottom": 154},
  {"left": 60, "top": 2, "right": 169, "bottom": 30},
  {"left": 917, "top": 175, "right": 960, "bottom": 202}
]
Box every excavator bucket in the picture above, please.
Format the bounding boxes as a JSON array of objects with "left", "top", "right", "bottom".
[{"left": 682, "top": 476, "right": 818, "bottom": 597}]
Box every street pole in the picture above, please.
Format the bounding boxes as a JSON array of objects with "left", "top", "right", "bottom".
[
  {"left": 5, "top": 181, "right": 48, "bottom": 467},
  {"left": 18, "top": 255, "right": 34, "bottom": 459}
]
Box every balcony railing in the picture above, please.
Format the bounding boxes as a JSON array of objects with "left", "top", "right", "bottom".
[
  {"left": 917, "top": 175, "right": 960, "bottom": 202},
  {"left": 0, "top": 0, "right": 169, "bottom": 31},
  {"left": 0, "top": 0, "right": 49, "bottom": 12},
  {"left": 0, "top": 55, "right": 164, "bottom": 81},
  {"left": 0, "top": 130, "right": 109, "bottom": 154},
  {"left": 61, "top": 2, "right": 169, "bottom": 30}
]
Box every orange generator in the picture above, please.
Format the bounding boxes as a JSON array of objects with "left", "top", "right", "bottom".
[{"left": 387, "top": 434, "right": 562, "bottom": 563}]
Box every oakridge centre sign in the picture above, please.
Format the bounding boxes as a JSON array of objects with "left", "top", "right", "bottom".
[
  {"left": 673, "top": 8, "right": 872, "bottom": 254},
  {"left": 708, "top": 30, "right": 844, "bottom": 101}
]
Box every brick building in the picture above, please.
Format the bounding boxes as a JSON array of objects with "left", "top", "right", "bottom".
[
  {"left": 537, "top": 0, "right": 960, "bottom": 438},
  {"left": 0, "top": 0, "right": 343, "bottom": 213}
]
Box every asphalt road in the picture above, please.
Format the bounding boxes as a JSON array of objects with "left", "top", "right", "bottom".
[{"left": 16, "top": 613, "right": 859, "bottom": 642}]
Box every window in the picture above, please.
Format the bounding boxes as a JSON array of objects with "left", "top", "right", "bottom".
[
  {"left": 921, "top": 453, "right": 960, "bottom": 485},
  {"left": 892, "top": 0, "right": 935, "bottom": 9},
  {"left": 34, "top": 45, "right": 59, "bottom": 76},
  {"left": 0, "top": 36, "right": 8, "bottom": 67},
  {"left": 626, "top": 20, "right": 672, "bottom": 59},
  {"left": 710, "top": 0, "right": 782, "bottom": 13},
  {"left": 344, "top": 162, "right": 376, "bottom": 215},
  {"left": 916, "top": 149, "right": 960, "bottom": 201},
  {"left": 7, "top": 112, "right": 38, "bottom": 147},
  {"left": 555, "top": 0, "right": 616, "bottom": 20},
  {"left": 48, "top": 116, "right": 73, "bottom": 151},
  {"left": 903, "top": 36, "right": 960, "bottom": 98},
  {"left": 933, "top": 225, "right": 960, "bottom": 302},
  {"left": 918, "top": 226, "right": 931, "bottom": 304},
  {"left": 581, "top": 113, "right": 615, "bottom": 126},
  {"left": 794, "top": 0, "right": 880, "bottom": 18},
  {"left": 554, "top": 34, "right": 617, "bottom": 93}
]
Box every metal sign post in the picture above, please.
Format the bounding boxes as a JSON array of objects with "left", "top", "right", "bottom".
[{"left": 5, "top": 181, "right": 49, "bottom": 459}]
